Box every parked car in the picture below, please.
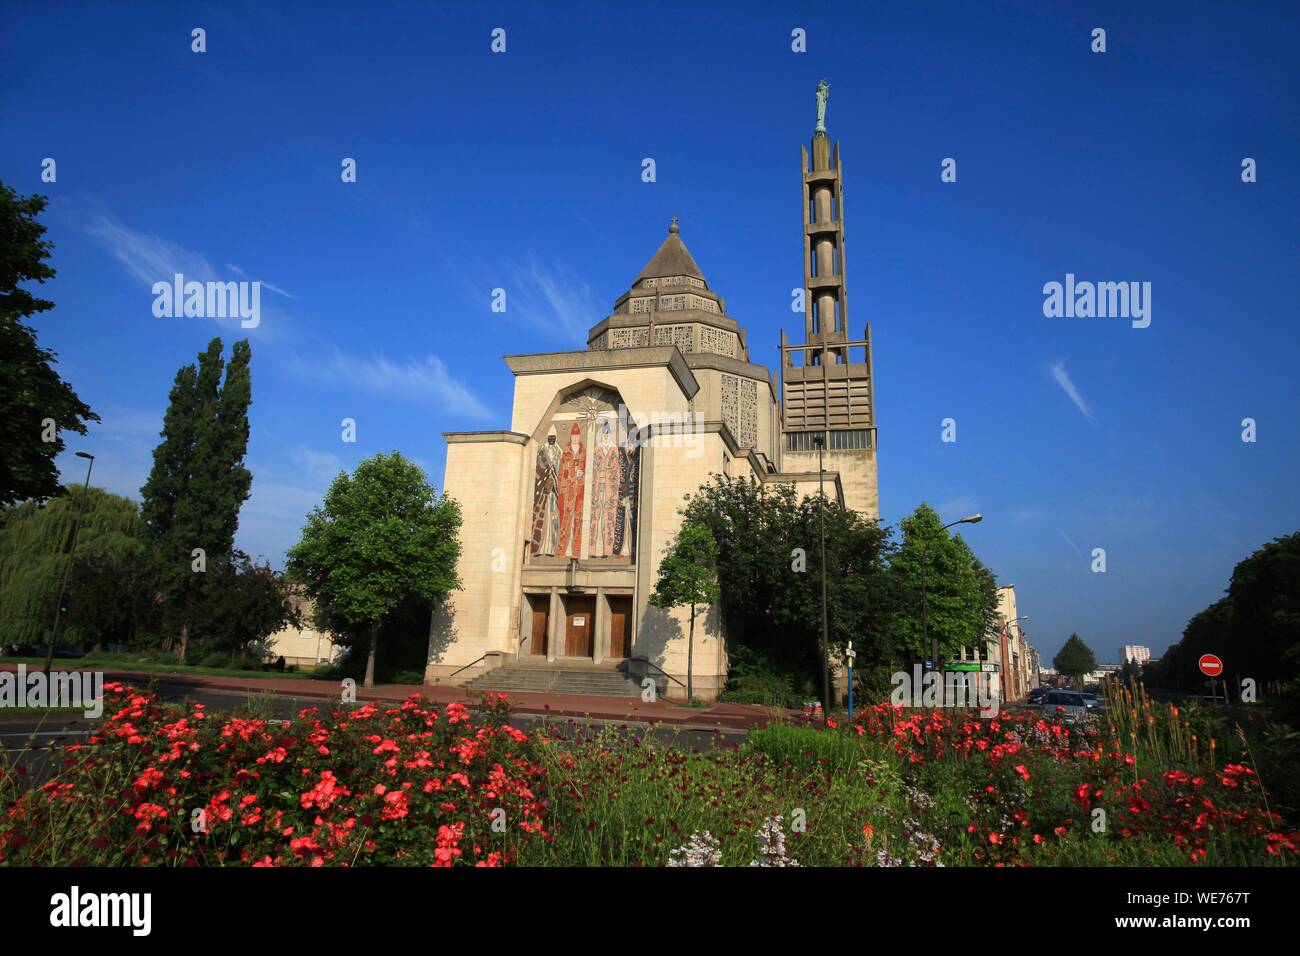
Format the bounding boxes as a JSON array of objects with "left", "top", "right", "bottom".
[
  {"left": 1080, "top": 691, "right": 1104, "bottom": 711},
  {"left": 1039, "top": 690, "right": 1090, "bottom": 718},
  {"left": 1026, "top": 687, "right": 1046, "bottom": 705}
]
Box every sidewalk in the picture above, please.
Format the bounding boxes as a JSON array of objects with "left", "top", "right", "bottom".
[{"left": 0, "top": 663, "right": 790, "bottom": 733}]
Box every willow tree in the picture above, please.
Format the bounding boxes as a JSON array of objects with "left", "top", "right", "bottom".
[
  {"left": 139, "top": 338, "right": 253, "bottom": 661},
  {"left": 0, "top": 487, "right": 147, "bottom": 646}
]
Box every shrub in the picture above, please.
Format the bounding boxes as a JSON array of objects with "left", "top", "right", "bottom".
[{"left": 721, "top": 645, "right": 809, "bottom": 709}]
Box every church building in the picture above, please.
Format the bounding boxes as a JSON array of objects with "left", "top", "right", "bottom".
[{"left": 425, "top": 87, "right": 878, "bottom": 699}]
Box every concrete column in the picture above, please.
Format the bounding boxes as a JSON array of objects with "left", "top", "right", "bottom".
[
  {"left": 517, "top": 597, "right": 528, "bottom": 660},
  {"left": 633, "top": 441, "right": 655, "bottom": 646},
  {"left": 593, "top": 589, "right": 608, "bottom": 664},
  {"left": 547, "top": 588, "right": 561, "bottom": 662}
]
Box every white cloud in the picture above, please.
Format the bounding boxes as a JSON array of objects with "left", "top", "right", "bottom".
[
  {"left": 293, "top": 447, "right": 343, "bottom": 484},
  {"left": 935, "top": 496, "right": 978, "bottom": 521},
  {"left": 87, "top": 215, "right": 216, "bottom": 288},
  {"left": 1060, "top": 530, "right": 1087, "bottom": 564},
  {"left": 1049, "top": 360, "right": 1095, "bottom": 421},
  {"left": 86, "top": 216, "right": 294, "bottom": 329},
  {"left": 296, "top": 349, "right": 493, "bottom": 421},
  {"left": 506, "top": 257, "right": 602, "bottom": 344}
]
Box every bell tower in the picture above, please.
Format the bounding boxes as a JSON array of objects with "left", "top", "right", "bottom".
[{"left": 779, "top": 79, "right": 880, "bottom": 519}]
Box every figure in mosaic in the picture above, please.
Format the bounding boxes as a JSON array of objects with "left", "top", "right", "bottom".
[
  {"left": 530, "top": 427, "right": 562, "bottom": 556},
  {"left": 614, "top": 440, "right": 639, "bottom": 558},
  {"left": 589, "top": 419, "right": 620, "bottom": 557},
  {"left": 556, "top": 422, "right": 585, "bottom": 557}
]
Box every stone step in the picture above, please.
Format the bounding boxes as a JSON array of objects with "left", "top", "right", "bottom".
[{"left": 463, "top": 663, "right": 643, "bottom": 698}]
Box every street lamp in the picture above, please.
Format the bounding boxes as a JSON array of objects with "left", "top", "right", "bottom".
[
  {"left": 920, "top": 513, "right": 983, "bottom": 669},
  {"left": 812, "top": 433, "right": 831, "bottom": 726},
  {"left": 44, "top": 451, "right": 95, "bottom": 677}
]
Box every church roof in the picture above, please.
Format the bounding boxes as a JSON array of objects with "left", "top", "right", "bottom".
[{"left": 633, "top": 219, "right": 707, "bottom": 286}]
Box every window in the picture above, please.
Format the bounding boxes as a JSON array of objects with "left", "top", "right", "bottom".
[{"left": 785, "top": 430, "right": 872, "bottom": 451}]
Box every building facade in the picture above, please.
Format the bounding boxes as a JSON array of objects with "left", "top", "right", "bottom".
[
  {"left": 267, "top": 589, "right": 340, "bottom": 668},
  {"left": 1123, "top": 644, "right": 1151, "bottom": 666},
  {"left": 425, "top": 89, "right": 879, "bottom": 699},
  {"left": 991, "top": 584, "right": 1033, "bottom": 702}
]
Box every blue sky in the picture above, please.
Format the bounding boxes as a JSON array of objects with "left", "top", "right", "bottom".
[{"left": 3, "top": 1, "right": 1297, "bottom": 666}]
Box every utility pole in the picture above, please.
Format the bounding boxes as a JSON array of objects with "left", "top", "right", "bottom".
[{"left": 814, "top": 434, "right": 831, "bottom": 725}]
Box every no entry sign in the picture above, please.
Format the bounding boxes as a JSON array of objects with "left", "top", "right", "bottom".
[{"left": 1198, "top": 653, "right": 1224, "bottom": 677}]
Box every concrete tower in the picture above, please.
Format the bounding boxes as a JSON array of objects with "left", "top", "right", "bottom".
[{"left": 779, "top": 80, "right": 880, "bottom": 519}]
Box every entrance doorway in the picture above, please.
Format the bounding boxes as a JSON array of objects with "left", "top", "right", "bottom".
[
  {"left": 526, "top": 594, "right": 549, "bottom": 656},
  {"left": 608, "top": 595, "right": 632, "bottom": 659},
  {"left": 564, "top": 596, "right": 596, "bottom": 657}
]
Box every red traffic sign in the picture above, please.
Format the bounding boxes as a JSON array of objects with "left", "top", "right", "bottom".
[{"left": 1198, "top": 654, "right": 1224, "bottom": 677}]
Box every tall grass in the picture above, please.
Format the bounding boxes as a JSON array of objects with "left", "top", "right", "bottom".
[{"left": 1103, "top": 679, "right": 1206, "bottom": 777}]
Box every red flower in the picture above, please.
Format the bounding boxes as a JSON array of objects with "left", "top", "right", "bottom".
[{"left": 381, "top": 790, "right": 410, "bottom": 821}]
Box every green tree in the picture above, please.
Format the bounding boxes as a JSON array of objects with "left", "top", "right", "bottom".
[
  {"left": 139, "top": 338, "right": 253, "bottom": 661},
  {"left": 0, "top": 183, "right": 98, "bottom": 505},
  {"left": 1053, "top": 633, "right": 1096, "bottom": 688},
  {"left": 187, "top": 553, "right": 301, "bottom": 661},
  {"left": 1154, "top": 531, "right": 1299, "bottom": 713},
  {"left": 310, "top": 594, "right": 436, "bottom": 682},
  {"left": 286, "top": 452, "right": 461, "bottom": 687},
  {"left": 0, "top": 487, "right": 150, "bottom": 647},
  {"left": 676, "top": 476, "right": 898, "bottom": 701},
  {"left": 889, "top": 504, "right": 998, "bottom": 662},
  {"left": 65, "top": 537, "right": 161, "bottom": 651},
  {"left": 650, "top": 521, "right": 720, "bottom": 701}
]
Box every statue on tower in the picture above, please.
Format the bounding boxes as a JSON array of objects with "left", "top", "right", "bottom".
[{"left": 815, "top": 78, "right": 830, "bottom": 134}]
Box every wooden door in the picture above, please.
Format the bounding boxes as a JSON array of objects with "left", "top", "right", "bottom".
[
  {"left": 564, "top": 597, "right": 595, "bottom": 657},
  {"left": 608, "top": 596, "right": 631, "bottom": 659},
  {"left": 528, "top": 595, "right": 548, "bottom": 656}
]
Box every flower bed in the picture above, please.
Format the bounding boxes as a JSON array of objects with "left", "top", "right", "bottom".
[
  {"left": 1, "top": 683, "right": 1296, "bottom": 867},
  {"left": 520, "top": 700, "right": 1298, "bottom": 867},
  {"left": 0, "top": 683, "right": 546, "bottom": 866}
]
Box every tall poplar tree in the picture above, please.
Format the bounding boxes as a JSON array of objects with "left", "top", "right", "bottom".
[{"left": 140, "top": 337, "right": 253, "bottom": 660}]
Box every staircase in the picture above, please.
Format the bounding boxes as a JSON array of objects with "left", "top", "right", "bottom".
[{"left": 462, "top": 659, "right": 643, "bottom": 698}]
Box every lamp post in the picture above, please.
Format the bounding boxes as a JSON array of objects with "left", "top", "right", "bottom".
[
  {"left": 44, "top": 451, "right": 95, "bottom": 678},
  {"left": 920, "top": 513, "right": 982, "bottom": 671},
  {"left": 813, "top": 433, "right": 831, "bottom": 726}
]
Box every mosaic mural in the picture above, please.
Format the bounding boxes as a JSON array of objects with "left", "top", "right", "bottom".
[{"left": 530, "top": 388, "right": 639, "bottom": 561}]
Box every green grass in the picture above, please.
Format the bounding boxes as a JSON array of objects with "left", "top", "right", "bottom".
[
  {"left": 0, "top": 653, "right": 316, "bottom": 681},
  {"left": 0, "top": 706, "right": 89, "bottom": 718}
]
